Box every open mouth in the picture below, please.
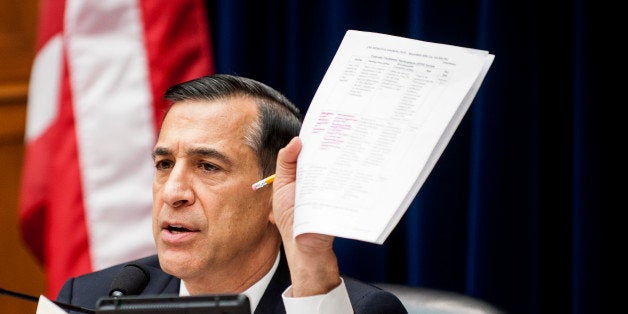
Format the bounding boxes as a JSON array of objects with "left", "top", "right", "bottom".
[{"left": 166, "top": 225, "right": 192, "bottom": 233}]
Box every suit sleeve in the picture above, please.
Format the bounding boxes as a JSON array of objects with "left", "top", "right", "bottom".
[
  {"left": 56, "top": 278, "right": 74, "bottom": 304},
  {"left": 343, "top": 277, "right": 407, "bottom": 314},
  {"left": 352, "top": 289, "right": 407, "bottom": 313}
]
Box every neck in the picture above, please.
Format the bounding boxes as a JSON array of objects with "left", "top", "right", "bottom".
[{"left": 183, "top": 238, "right": 281, "bottom": 294}]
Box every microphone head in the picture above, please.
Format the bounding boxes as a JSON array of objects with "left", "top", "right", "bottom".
[{"left": 109, "top": 263, "right": 150, "bottom": 297}]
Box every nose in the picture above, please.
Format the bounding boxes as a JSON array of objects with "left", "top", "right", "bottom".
[{"left": 161, "top": 164, "right": 194, "bottom": 208}]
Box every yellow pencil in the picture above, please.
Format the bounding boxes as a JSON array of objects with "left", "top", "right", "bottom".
[{"left": 251, "top": 174, "right": 275, "bottom": 191}]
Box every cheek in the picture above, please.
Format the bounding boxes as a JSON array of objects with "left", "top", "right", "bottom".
[
  {"left": 151, "top": 183, "right": 165, "bottom": 238},
  {"left": 151, "top": 206, "right": 161, "bottom": 241},
  {"left": 152, "top": 181, "right": 161, "bottom": 208},
  {"left": 151, "top": 190, "right": 162, "bottom": 222},
  {"left": 208, "top": 193, "right": 269, "bottom": 231},
  {"left": 235, "top": 195, "right": 273, "bottom": 231}
]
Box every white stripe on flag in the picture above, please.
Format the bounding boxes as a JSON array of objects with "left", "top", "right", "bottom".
[
  {"left": 26, "top": 35, "right": 63, "bottom": 142},
  {"left": 65, "top": 0, "right": 156, "bottom": 270}
]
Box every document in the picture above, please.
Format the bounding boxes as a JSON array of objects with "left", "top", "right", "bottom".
[
  {"left": 294, "top": 30, "right": 494, "bottom": 244},
  {"left": 36, "top": 295, "right": 66, "bottom": 314}
]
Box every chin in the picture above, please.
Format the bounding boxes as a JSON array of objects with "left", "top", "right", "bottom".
[{"left": 157, "top": 249, "right": 197, "bottom": 278}]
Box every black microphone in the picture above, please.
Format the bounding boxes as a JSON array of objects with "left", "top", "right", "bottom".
[
  {"left": 108, "top": 263, "right": 150, "bottom": 297},
  {"left": 0, "top": 287, "right": 95, "bottom": 313}
]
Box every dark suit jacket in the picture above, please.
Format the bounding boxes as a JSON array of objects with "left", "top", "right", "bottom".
[{"left": 57, "top": 253, "right": 407, "bottom": 313}]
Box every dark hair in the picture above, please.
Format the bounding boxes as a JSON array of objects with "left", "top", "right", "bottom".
[{"left": 163, "top": 74, "right": 303, "bottom": 177}]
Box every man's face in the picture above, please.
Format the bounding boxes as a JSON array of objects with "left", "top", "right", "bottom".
[{"left": 151, "top": 97, "right": 276, "bottom": 283}]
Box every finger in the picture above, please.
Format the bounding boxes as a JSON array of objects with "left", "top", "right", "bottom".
[{"left": 274, "top": 136, "right": 302, "bottom": 188}]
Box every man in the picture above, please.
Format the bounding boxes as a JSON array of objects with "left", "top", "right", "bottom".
[{"left": 56, "top": 74, "right": 406, "bottom": 313}]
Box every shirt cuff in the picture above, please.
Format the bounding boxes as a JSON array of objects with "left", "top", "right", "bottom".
[{"left": 282, "top": 278, "right": 353, "bottom": 314}]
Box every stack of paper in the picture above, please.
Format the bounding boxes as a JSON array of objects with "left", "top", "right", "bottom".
[{"left": 294, "top": 30, "right": 494, "bottom": 244}]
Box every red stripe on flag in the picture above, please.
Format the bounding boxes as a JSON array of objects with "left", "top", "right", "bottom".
[
  {"left": 19, "top": 129, "right": 51, "bottom": 264},
  {"left": 139, "top": 0, "right": 214, "bottom": 133},
  {"left": 20, "top": 0, "right": 66, "bottom": 265},
  {"left": 33, "top": 0, "right": 65, "bottom": 50}
]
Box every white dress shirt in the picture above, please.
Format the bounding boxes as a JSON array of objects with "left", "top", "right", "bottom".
[{"left": 179, "top": 253, "right": 352, "bottom": 313}]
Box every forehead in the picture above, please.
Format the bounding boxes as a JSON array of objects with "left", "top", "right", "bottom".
[{"left": 157, "top": 97, "right": 258, "bottom": 152}]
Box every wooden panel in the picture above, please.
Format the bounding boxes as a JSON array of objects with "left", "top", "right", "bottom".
[
  {"left": 0, "top": 83, "right": 28, "bottom": 142},
  {"left": 0, "top": 0, "right": 45, "bottom": 313},
  {"left": 0, "top": 138, "right": 43, "bottom": 314},
  {"left": 0, "top": 0, "right": 37, "bottom": 83}
]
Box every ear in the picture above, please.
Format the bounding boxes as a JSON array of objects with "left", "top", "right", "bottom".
[
  {"left": 268, "top": 200, "right": 276, "bottom": 225},
  {"left": 266, "top": 193, "right": 276, "bottom": 225}
]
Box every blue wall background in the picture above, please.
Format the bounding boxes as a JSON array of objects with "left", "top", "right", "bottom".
[{"left": 205, "top": 1, "right": 614, "bottom": 313}]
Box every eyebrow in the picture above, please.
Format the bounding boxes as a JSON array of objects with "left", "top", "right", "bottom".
[{"left": 152, "top": 146, "right": 234, "bottom": 168}]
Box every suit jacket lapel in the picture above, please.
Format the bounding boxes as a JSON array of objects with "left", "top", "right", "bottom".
[{"left": 254, "top": 249, "right": 291, "bottom": 314}]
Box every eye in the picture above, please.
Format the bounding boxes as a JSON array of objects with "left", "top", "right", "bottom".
[
  {"left": 155, "top": 159, "right": 173, "bottom": 170},
  {"left": 199, "top": 161, "right": 219, "bottom": 172}
]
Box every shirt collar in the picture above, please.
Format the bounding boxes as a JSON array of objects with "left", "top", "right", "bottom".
[{"left": 179, "top": 252, "right": 281, "bottom": 313}]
